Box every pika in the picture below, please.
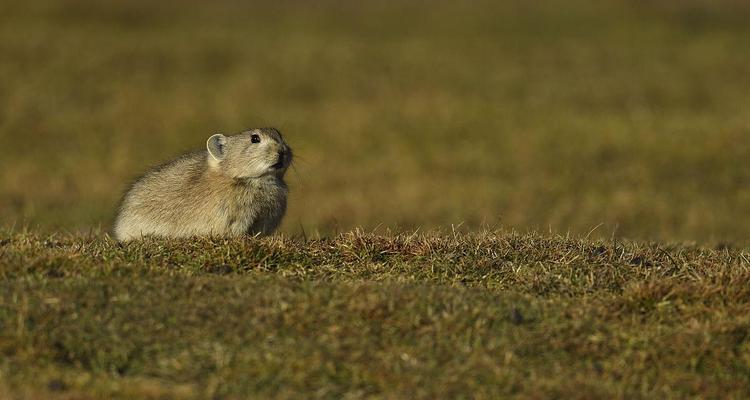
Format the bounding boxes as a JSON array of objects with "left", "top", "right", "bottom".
[{"left": 114, "top": 128, "right": 292, "bottom": 242}]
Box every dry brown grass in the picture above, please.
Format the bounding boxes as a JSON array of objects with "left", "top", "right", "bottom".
[
  {"left": 1, "top": 230, "right": 750, "bottom": 398},
  {"left": 0, "top": 0, "right": 749, "bottom": 243},
  {"left": 2, "top": 1, "right": 750, "bottom": 398}
]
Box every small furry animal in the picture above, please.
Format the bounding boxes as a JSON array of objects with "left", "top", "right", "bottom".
[{"left": 114, "top": 128, "right": 292, "bottom": 241}]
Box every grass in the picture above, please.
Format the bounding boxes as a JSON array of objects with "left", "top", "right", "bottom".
[
  {"left": 2, "top": 0, "right": 750, "bottom": 398},
  {"left": 1, "top": 0, "right": 749, "bottom": 242},
  {"left": 1, "top": 230, "right": 749, "bottom": 399}
]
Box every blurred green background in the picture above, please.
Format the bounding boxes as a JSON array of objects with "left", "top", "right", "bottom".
[{"left": 1, "top": 0, "right": 748, "bottom": 243}]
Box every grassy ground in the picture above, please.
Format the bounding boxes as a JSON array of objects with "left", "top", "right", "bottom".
[
  {"left": 2, "top": 0, "right": 750, "bottom": 398},
  {"left": 1, "top": 0, "right": 749, "bottom": 242},
  {"left": 2, "top": 230, "right": 749, "bottom": 399}
]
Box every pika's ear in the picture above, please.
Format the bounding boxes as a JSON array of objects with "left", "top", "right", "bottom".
[{"left": 207, "top": 134, "right": 227, "bottom": 162}]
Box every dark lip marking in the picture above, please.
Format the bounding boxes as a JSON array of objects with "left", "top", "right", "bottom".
[{"left": 271, "top": 152, "right": 286, "bottom": 169}]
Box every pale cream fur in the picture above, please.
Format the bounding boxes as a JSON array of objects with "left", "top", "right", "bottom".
[{"left": 114, "top": 128, "right": 292, "bottom": 241}]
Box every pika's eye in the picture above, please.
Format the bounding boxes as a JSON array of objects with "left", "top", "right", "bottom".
[{"left": 251, "top": 134, "right": 261, "bottom": 143}]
